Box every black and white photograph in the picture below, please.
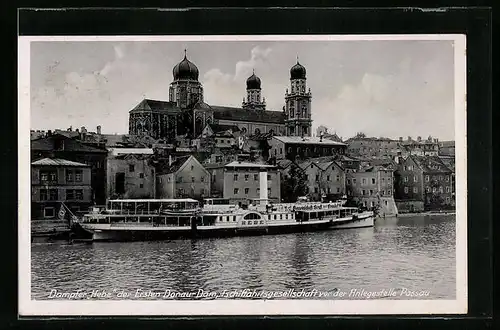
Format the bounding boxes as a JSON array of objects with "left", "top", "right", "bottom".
[{"left": 18, "top": 34, "right": 467, "bottom": 315}]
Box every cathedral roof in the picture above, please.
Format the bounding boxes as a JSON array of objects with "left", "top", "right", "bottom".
[
  {"left": 173, "top": 51, "right": 199, "bottom": 81},
  {"left": 130, "top": 99, "right": 181, "bottom": 113},
  {"left": 211, "top": 105, "right": 285, "bottom": 124},
  {"left": 246, "top": 71, "right": 261, "bottom": 89},
  {"left": 290, "top": 60, "right": 306, "bottom": 79}
]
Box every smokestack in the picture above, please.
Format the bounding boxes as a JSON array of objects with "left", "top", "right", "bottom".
[
  {"left": 259, "top": 171, "right": 268, "bottom": 205},
  {"left": 97, "top": 125, "right": 101, "bottom": 135}
]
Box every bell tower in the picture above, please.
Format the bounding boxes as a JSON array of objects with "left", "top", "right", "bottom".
[
  {"left": 285, "top": 58, "right": 312, "bottom": 137},
  {"left": 242, "top": 70, "right": 266, "bottom": 111}
]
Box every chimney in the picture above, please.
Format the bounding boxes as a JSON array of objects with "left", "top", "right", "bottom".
[
  {"left": 417, "top": 136, "right": 422, "bottom": 142},
  {"left": 399, "top": 137, "right": 403, "bottom": 142},
  {"left": 320, "top": 131, "right": 324, "bottom": 142},
  {"left": 407, "top": 136, "right": 412, "bottom": 141},
  {"left": 259, "top": 171, "right": 268, "bottom": 206},
  {"left": 97, "top": 126, "right": 101, "bottom": 135},
  {"left": 68, "top": 126, "right": 72, "bottom": 132},
  {"left": 47, "top": 130, "right": 52, "bottom": 136}
]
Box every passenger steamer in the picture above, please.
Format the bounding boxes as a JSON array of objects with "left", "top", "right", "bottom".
[{"left": 77, "top": 172, "right": 373, "bottom": 241}]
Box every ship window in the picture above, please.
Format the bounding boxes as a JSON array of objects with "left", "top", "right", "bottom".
[{"left": 244, "top": 213, "right": 261, "bottom": 220}]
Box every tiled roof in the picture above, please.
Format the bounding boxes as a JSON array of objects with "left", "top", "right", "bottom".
[
  {"left": 31, "top": 158, "right": 89, "bottom": 167},
  {"left": 211, "top": 105, "right": 285, "bottom": 124},
  {"left": 157, "top": 155, "right": 192, "bottom": 175},
  {"left": 273, "top": 136, "right": 347, "bottom": 146},
  {"left": 31, "top": 134, "right": 107, "bottom": 153},
  {"left": 276, "top": 159, "right": 293, "bottom": 169},
  {"left": 130, "top": 99, "right": 181, "bottom": 113},
  {"left": 411, "top": 155, "right": 451, "bottom": 173},
  {"left": 438, "top": 156, "right": 455, "bottom": 172}
]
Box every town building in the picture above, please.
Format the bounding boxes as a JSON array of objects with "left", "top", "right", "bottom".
[
  {"left": 394, "top": 155, "right": 453, "bottom": 212},
  {"left": 106, "top": 153, "right": 156, "bottom": 200},
  {"left": 156, "top": 155, "right": 211, "bottom": 200},
  {"left": 31, "top": 158, "right": 92, "bottom": 219},
  {"left": 31, "top": 133, "right": 108, "bottom": 205},
  {"left": 400, "top": 136, "right": 440, "bottom": 157},
  {"left": 221, "top": 161, "right": 281, "bottom": 204},
  {"left": 345, "top": 134, "right": 402, "bottom": 159},
  {"left": 346, "top": 165, "right": 397, "bottom": 216},
  {"left": 438, "top": 141, "right": 455, "bottom": 157},
  {"left": 128, "top": 52, "right": 312, "bottom": 141},
  {"left": 268, "top": 135, "right": 347, "bottom": 161},
  {"left": 297, "top": 158, "right": 346, "bottom": 201}
]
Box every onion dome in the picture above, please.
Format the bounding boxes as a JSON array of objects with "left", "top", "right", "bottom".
[
  {"left": 173, "top": 50, "right": 199, "bottom": 81},
  {"left": 290, "top": 59, "right": 306, "bottom": 80},
  {"left": 246, "top": 70, "right": 261, "bottom": 89}
]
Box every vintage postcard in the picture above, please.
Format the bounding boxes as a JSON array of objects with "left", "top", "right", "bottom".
[{"left": 18, "top": 34, "right": 467, "bottom": 316}]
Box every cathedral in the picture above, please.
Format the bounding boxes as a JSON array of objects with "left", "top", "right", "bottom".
[{"left": 128, "top": 51, "right": 313, "bottom": 141}]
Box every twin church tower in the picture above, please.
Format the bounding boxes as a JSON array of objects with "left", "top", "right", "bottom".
[{"left": 129, "top": 50, "right": 313, "bottom": 140}]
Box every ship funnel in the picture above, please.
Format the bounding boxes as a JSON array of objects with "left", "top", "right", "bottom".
[{"left": 259, "top": 171, "right": 268, "bottom": 206}]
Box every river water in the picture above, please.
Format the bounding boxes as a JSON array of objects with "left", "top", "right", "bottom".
[{"left": 31, "top": 214, "right": 456, "bottom": 300}]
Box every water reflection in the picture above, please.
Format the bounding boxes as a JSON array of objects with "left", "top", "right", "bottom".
[{"left": 31, "top": 215, "right": 456, "bottom": 300}]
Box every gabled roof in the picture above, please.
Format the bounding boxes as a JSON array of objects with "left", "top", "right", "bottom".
[
  {"left": 211, "top": 105, "right": 285, "bottom": 124},
  {"left": 130, "top": 99, "right": 181, "bottom": 113},
  {"left": 276, "top": 159, "right": 293, "bottom": 170},
  {"left": 31, "top": 158, "right": 90, "bottom": 167},
  {"left": 157, "top": 155, "right": 191, "bottom": 175},
  {"left": 31, "top": 134, "right": 107, "bottom": 153},
  {"left": 113, "top": 153, "right": 153, "bottom": 161}
]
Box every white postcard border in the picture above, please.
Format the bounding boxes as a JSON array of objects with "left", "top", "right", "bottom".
[{"left": 18, "top": 34, "right": 467, "bottom": 316}]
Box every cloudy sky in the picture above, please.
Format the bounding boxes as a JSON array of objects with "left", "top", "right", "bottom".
[{"left": 30, "top": 39, "right": 456, "bottom": 140}]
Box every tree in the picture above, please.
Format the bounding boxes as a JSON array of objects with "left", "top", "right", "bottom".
[{"left": 281, "top": 164, "right": 308, "bottom": 202}]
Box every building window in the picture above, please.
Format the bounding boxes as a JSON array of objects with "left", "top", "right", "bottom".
[
  {"left": 413, "top": 175, "right": 418, "bottom": 182},
  {"left": 48, "top": 189, "right": 58, "bottom": 201},
  {"left": 404, "top": 187, "right": 409, "bottom": 194},
  {"left": 384, "top": 200, "right": 388, "bottom": 206},
  {"left": 439, "top": 175, "right": 443, "bottom": 181},
  {"left": 314, "top": 187, "right": 318, "bottom": 193},
  {"left": 40, "top": 170, "right": 57, "bottom": 183},
  {"left": 139, "top": 173, "right": 144, "bottom": 178},
  {"left": 362, "top": 178, "right": 367, "bottom": 185},
  {"left": 371, "top": 178, "right": 376, "bottom": 184},
  {"left": 280, "top": 148, "right": 283, "bottom": 154},
  {"left": 267, "top": 174, "right": 271, "bottom": 181},
  {"left": 336, "top": 175, "right": 340, "bottom": 182},
  {"left": 234, "top": 188, "right": 239, "bottom": 195},
  {"left": 66, "top": 170, "right": 73, "bottom": 182},
  {"left": 352, "top": 179, "right": 357, "bottom": 184},
  {"left": 445, "top": 176, "right": 450, "bottom": 182},
  {"left": 315, "top": 175, "right": 319, "bottom": 181},
  {"left": 177, "top": 176, "right": 183, "bottom": 183},
  {"left": 244, "top": 188, "right": 249, "bottom": 195},
  {"left": 404, "top": 176, "right": 408, "bottom": 182},
  {"left": 233, "top": 174, "right": 238, "bottom": 181},
  {"left": 446, "top": 186, "right": 450, "bottom": 193},
  {"left": 140, "top": 183, "right": 144, "bottom": 188},
  {"left": 268, "top": 188, "right": 271, "bottom": 195},
  {"left": 253, "top": 174, "right": 258, "bottom": 181},
  {"left": 403, "top": 165, "right": 407, "bottom": 171},
  {"left": 432, "top": 187, "right": 437, "bottom": 193},
  {"left": 40, "top": 189, "right": 48, "bottom": 201},
  {"left": 439, "top": 186, "right": 443, "bottom": 193},
  {"left": 347, "top": 179, "right": 351, "bottom": 185},
  {"left": 337, "top": 187, "right": 340, "bottom": 193},
  {"left": 426, "top": 187, "right": 431, "bottom": 193},
  {"left": 413, "top": 187, "right": 418, "bottom": 193},
  {"left": 191, "top": 177, "right": 195, "bottom": 183},
  {"left": 43, "top": 207, "right": 55, "bottom": 218},
  {"left": 362, "top": 189, "right": 366, "bottom": 196},
  {"left": 446, "top": 197, "right": 451, "bottom": 203},
  {"left": 129, "top": 164, "right": 135, "bottom": 172},
  {"left": 326, "top": 175, "right": 330, "bottom": 181},
  {"left": 201, "top": 176, "right": 205, "bottom": 182},
  {"left": 327, "top": 188, "right": 331, "bottom": 194},
  {"left": 369, "top": 190, "right": 373, "bottom": 196}
]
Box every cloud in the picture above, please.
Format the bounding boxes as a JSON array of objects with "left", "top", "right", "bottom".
[{"left": 202, "top": 46, "right": 275, "bottom": 107}]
